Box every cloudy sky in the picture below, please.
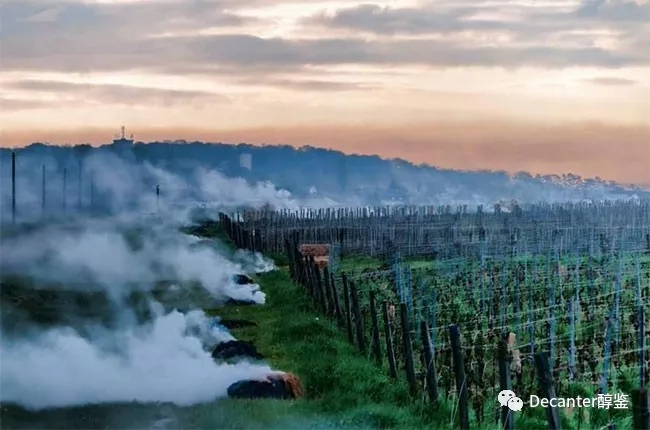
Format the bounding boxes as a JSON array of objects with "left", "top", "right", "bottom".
[{"left": 1, "top": 0, "right": 648, "bottom": 184}]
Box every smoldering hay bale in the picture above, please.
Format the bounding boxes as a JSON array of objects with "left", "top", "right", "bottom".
[
  {"left": 232, "top": 274, "right": 255, "bottom": 285},
  {"left": 0, "top": 309, "right": 277, "bottom": 410},
  {"left": 212, "top": 340, "right": 264, "bottom": 361},
  {"left": 224, "top": 297, "right": 262, "bottom": 306},
  {"left": 227, "top": 372, "right": 303, "bottom": 400}
]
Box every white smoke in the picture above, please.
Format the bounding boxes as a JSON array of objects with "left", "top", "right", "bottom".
[
  {"left": 5, "top": 145, "right": 647, "bottom": 227},
  {"left": 184, "top": 310, "right": 236, "bottom": 348},
  {"left": 1, "top": 310, "right": 271, "bottom": 410},
  {"left": 0, "top": 148, "right": 310, "bottom": 225},
  {"left": 0, "top": 219, "right": 264, "bottom": 303},
  {"left": 0, "top": 215, "right": 274, "bottom": 410},
  {"left": 232, "top": 249, "right": 277, "bottom": 274}
]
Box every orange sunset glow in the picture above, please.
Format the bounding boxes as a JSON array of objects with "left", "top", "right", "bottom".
[{"left": 1, "top": 0, "right": 649, "bottom": 185}]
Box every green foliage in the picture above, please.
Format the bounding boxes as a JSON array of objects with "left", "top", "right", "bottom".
[
  {"left": 266, "top": 252, "right": 290, "bottom": 267},
  {"left": 209, "top": 269, "right": 453, "bottom": 429}
]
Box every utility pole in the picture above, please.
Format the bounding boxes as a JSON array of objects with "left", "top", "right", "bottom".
[
  {"left": 11, "top": 151, "right": 16, "bottom": 224},
  {"left": 90, "top": 172, "right": 94, "bottom": 211},
  {"left": 62, "top": 168, "right": 67, "bottom": 212},
  {"left": 78, "top": 160, "right": 82, "bottom": 211},
  {"left": 42, "top": 164, "right": 46, "bottom": 216}
]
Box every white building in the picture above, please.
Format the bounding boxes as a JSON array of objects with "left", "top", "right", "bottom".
[{"left": 240, "top": 153, "right": 252, "bottom": 171}]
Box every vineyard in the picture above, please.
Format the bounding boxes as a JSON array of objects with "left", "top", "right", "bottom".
[{"left": 219, "top": 200, "right": 650, "bottom": 429}]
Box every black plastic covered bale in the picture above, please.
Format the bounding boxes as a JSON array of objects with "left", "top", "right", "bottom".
[
  {"left": 227, "top": 378, "right": 293, "bottom": 400},
  {"left": 233, "top": 274, "right": 254, "bottom": 285},
  {"left": 212, "top": 340, "right": 264, "bottom": 361}
]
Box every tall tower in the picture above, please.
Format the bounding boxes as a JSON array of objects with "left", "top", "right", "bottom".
[{"left": 112, "top": 125, "right": 134, "bottom": 146}]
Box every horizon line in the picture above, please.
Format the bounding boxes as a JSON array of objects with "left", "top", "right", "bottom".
[{"left": 4, "top": 139, "right": 650, "bottom": 190}]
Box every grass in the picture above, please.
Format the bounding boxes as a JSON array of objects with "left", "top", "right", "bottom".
[
  {"left": 329, "top": 253, "right": 647, "bottom": 429},
  {"left": 182, "top": 221, "right": 452, "bottom": 428},
  {"left": 210, "top": 257, "right": 593, "bottom": 429},
  {"left": 4, "top": 218, "right": 641, "bottom": 429},
  {"left": 187, "top": 222, "right": 566, "bottom": 429},
  {"left": 206, "top": 268, "right": 454, "bottom": 429}
]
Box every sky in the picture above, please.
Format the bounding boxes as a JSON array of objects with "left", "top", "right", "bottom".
[{"left": 0, "top": 0, "right": 649, "bottom": 185}]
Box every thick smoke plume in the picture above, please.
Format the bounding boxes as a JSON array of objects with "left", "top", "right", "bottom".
[
  {"left": 0, "top": 148, "right": 324, "bottom": 224},
  {"left": 1, "top": 309, "right": 272, "bottom": 410},
  {"left": 0, "top": 217, "right": 273, "bottom": 410},
  {"left": 1, "top": 219, "right": 265, "bottom": 305}
]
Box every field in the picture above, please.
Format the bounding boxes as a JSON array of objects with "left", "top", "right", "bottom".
[
  {"left": 221, "top": 201, "right": 650, "bottom": 429},
  {"left": 0, "top": 218, "right": 444, "bottom": 429},
  {"left": 1, "top": 201, "right": 648, "bottom": 430}
]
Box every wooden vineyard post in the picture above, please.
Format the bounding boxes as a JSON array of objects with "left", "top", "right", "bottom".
[
  {"left": 350, "top": 281, "right": 366, "bottom": 355},
  {"left": 633, "top": 306, "right": 649, "bottom": 428},
  {"left": 329, "top": 271, "right": 343, "bottom": 327},
  {"left": 306, "top": 256, "right": 316, "bottom": 298},
  {"left": 254, "top": 229, "right": 262, "bottom": 253},
  {"left": 291, "top": 241, "right": 300, "bottom": 284},
  {"left": 631, "top": 388, "right": 649, "bottom": 430},
  {"left": 320, "top": 262, "right": 331, "bottom": 314},
  {"left": 285, "top": 239, "right": 296, "bottom": 281},
  {"left": 639, "top": 305, "right": 646, "bottom": 387},
  {"left": 309, "top": 256, "right": 320, "bottom": 300},
  {"left": 498, "top": 333, "right": 514, "bottom": 430},
  {"left": 314, "top": 262, "right": 328, "bottom": 314},
  {"left": 383, "top": 301, "right": 398, "bottom": 379},
  {"left": 533, "top": 353, "right": 561, "bottom": 430},
  {"left": 341, "top": 273, "right": 355, "bottom": 345},
  {"left": 420, "top": 320, "right": 439, "bottom": 404},
  {"left": 242, "top": 227, "right": 248, "bottom": 250},
  {"left": 301, "top": 255, "right": 311, "bottom": 294},
  {"left": 323, "top": 266, "right": 335, "bottom": 318},
  {"left": 369, "top": 290, "right": 382, "bottom": 366},
  {"left": 400, "top": 303, "right": 418, "bottom": 396},
  {"left": 296, "top": 243, "right": 306, "bottom": 286},
  {"left": 449, "top": 324, "right": 469, "bottom": 430},
  {"left": 284, "top": 239, "right": 292, "bottom": 278},
  {"left": 235, "top": 221, "right": 241, "bottom": 248}
]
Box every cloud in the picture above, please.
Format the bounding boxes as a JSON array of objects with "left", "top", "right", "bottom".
[
  {"left": 0, "top": 98, "right": 51, "bottom": 110},
  {"left": 305, "top": 4, "right": 504, "bottom": 35},
  {"left": 1, "top": 31, "right": 643, "bottom": 74},
  {"left": 3, "top": 80, "right": 231, "bottom": 107},
  {"left": 585, "top": 77, "right": 638, "bottom": 85},
  {"left": 1, "top": 0, "right": 649, "bottom": 76},
  {"left": 576, "top": 0, "right": 650, "bottom": 21},
  {"left": 304, "top": 1, "right": 650, "bottom": 64},
  {"left": 0, "top": 0, "right": 257, "bottom": 73},
  {"left": 230, "top": 76, "right": 375, "bottom": 91},
  {"left": 309, "top": 1, "right": 650, "bottom": 34}
]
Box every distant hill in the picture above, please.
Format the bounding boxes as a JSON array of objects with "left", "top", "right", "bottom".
[{"left": 1, "top": 140, "right": 648, "bottom": 218}]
